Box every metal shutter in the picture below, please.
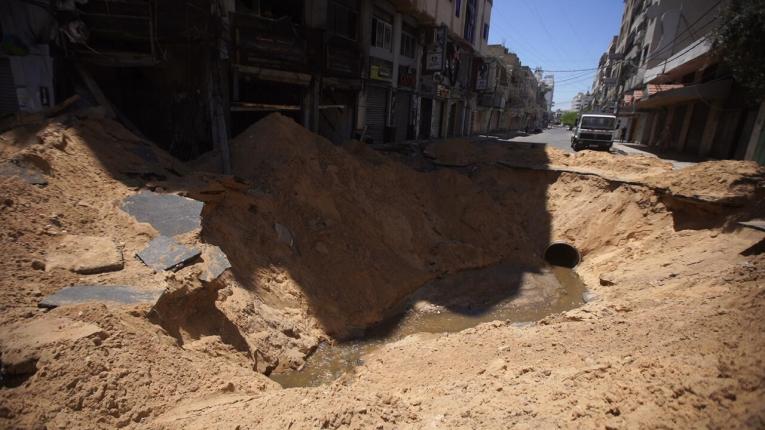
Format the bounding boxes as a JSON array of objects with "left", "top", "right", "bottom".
[
  {"left": 0, "top": 58, "right": 19, "bottom": 116},
  {"left": 366, "top": 86, "right": 387, "bottom": 145},
  {"left": 432, "top": 100, "right": 442, "bottom": 138},
  {"left": 394, "top": 91, "right": 411, "bottom": 142}
]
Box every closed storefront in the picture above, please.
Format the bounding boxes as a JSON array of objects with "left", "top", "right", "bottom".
[
  {"left": 419, "top": 98, "right": 433, "bottom": 138},
  {"left": 319, "top": 89, "right": 356, "bottom": 145},
  {"left": 394, "top": 91, "right": 412, "bottom": 142},
  {"left": 366, "top": 86, "right": 388, "bottom": 145},
  {"left": 432, "top": 99, "right": 443, "bottom": 138},
  {"left": 685, "top": 102, "right": 710, "bottom": 153},
  {"left": 0, "top": 58, "right": 18, "bottom": 116}
]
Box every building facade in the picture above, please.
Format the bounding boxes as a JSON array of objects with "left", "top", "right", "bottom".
[
  {"left": 2, "top": 0, "right": 550, "bottom": 160},
  {"left": 596, "top": 0, "right": 764, "bottom": 163}
]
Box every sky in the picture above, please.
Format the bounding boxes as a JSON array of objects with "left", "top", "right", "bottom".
[{"left": 488, "top": 0, "right": 625, "bottom": 110}]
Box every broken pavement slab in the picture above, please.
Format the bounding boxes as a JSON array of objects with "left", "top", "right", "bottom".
[
  {"left": 0, "top": 316, "right": 105, "bottom": 382},
  {"left": 121, "top": 190, "right": 203, "bottom": 236},
  {"left": 137, "top": 236, "right": 201, "bottom": 272},
  {"left": 38, "top": 285, "right": 164, "bottom": 309},
  {"left": 738, "top": 219, "right": 765, "bottom": 232},
  {"left": 198, "top": 246, "right": 232, "bottom": 282},
  {"left": 274, "top": 223, "right": 295, "bottom": 248},
  {"left": 45, "top": 235, "right": 124, "bottom": 274},
  {"left": 0, "top": 161, "right": 48, "bottom": 185}
]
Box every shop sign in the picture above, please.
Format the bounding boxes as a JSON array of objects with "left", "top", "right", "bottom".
[
  {"left": 436, "top": 85, "right": 450, "bottom": 99},
  {"left": 370, "top": 59, "right": 392, "bottom": 81},
  {"left": 398, "top": 66, "right": 417, "bottom": 88}
]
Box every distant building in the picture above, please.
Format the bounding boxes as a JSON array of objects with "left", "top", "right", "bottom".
[
  {"left": 542, "top": 74, "right": 555, "bottom": 112},
  {"left": 571, "top": 92, "right": 593, "bottom": 112}
]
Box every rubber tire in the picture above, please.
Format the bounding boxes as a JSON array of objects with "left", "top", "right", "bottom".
[{"left": 572, "top": 143, "right": 584, "bottom": 152}]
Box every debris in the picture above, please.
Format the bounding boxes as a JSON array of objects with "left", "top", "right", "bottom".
[
  {"left": 274, "top": 223, "right": 294, "bottom": 248},
  {"left": 0, "top": 161, "right": 47, "bottom": 186},
  {"left": 599, "top": 274, "right": 617, "bottom": 286},
  {"left": 137, "top": 236, "right": 201, "bottom": 272},
  {"left": 45, "top": 235, "right": 124, "bottom": 274},
  {"left": 38, "top": 285, "right": 164, "bottom": 309},
  {"left": 198, "top": 246, "right": 232, "bottom": 282},
  {"left": 738, "top": 219, "right": 765, "bottom": 232},
  {"left": 0, "top": 316, "right": 104, "bottom": 385},
  {"left": 121, "top": 191, "right": 203, "bottom": 237},
  {"left": 582, "top": 291, "right": 600, "bottom": 303}
]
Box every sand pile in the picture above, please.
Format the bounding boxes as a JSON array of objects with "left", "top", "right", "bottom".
[
  {"left": 645, "top": 159, "right": 765, "bottom": 199},
  {"left": 1, "top": 111, "right": 764, "bottom": 429},
  {"left": 0, "top": 115, "right": 283, "bottom": 428},
  {"left": 200, "top": 114, "right": 536, "bottom": 341}
]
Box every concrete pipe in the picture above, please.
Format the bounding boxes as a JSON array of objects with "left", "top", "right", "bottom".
[{"left": 544, "top": 242, "right": 581, "bottom": 268}]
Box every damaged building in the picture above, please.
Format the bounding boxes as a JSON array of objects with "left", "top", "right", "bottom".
[
  {"left": 590, "top": 0, "right": 765, "bottom": 164},
  {"left": 2, "top": 0, "right": 520, "bottom": 162}
]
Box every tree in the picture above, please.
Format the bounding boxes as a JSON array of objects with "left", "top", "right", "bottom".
[
  {"left": 714, "top": 0, "right": 765, "bottom": 96},
  {"left": 561, "top": 111, "right": 578, "bottom": 127}
]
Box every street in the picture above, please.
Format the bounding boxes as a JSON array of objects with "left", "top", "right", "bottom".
[
  {"left": 506, "top": 126, "right": 574, "bottom": 152},
  {"left": 499, "top": 127, "right": 696, "bottom": 169}
]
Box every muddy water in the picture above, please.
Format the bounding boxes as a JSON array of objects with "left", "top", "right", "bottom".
[{"left": 271, "top": 264, "right": 586, "bottom": 388}]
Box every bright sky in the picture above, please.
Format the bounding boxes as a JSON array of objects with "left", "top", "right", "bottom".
[{"left": 488, "top": 0, "right": 624, "bottom": 110}]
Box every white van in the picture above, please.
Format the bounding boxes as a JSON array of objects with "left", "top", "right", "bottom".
[{"left": 571, "top": 114, "right": 616, "bottom": 151}]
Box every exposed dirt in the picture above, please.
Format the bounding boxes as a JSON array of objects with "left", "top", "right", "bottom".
[{"left": 1, "top": 113, "right": 764, "bottom": 429}]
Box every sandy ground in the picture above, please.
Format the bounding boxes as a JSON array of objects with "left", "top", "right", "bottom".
[{"left": 1, "top": 113, "right": 764, "bottom": 429}]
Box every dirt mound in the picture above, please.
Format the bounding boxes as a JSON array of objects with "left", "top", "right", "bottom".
[
  {"left": 646, "top": 159, "right": 765, "bottom": 199},
  {"left": 201, "top": 114, "right": 535, "bottom": 341},
  {"left": 2, "top": 112, "right": 764, "bottom": 429},
  {"left": 565, "top": 150, "right": 673, "bottom": 180},
  {"left": 0, "top": 115, "right": 280, "bottom": 428}
]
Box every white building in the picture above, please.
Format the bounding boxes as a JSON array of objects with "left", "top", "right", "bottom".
[
  {"left": 571, "top": 92, "right": 593, "bottom": 112},
  {"left": 542, "top": 74, "right": 554, "bottom": 112}
]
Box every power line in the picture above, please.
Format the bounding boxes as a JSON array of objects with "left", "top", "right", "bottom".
[
  {"left": 489, "top": 6, "right": 555, "bottom": 66},
  {"left": 543, "top": 0, "right": 724, "bottom": 77},
  {"left": 645, "top": 0, "right": 723, "bottom": 62},
  {"left": 520, "top": 0, "right": 575, "bottom": 63}
]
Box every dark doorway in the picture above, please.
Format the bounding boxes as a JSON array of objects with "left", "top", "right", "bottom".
[{"left": 419, "top": 98, "right": 432, "bottom": 139}]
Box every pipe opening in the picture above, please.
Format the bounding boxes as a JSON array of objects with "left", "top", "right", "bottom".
[{"left": 544, "top": 242, "right": 581, "bottom": 268}]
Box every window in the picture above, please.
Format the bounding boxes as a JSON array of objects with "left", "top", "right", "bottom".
[
  {"left": 483, "top": 23, "right": 489, "bottom": 40},
  {"left": 456, "top": 0, "right": 462, "bottom": 17},
  {"left": 401, "top": 31, "right": 415, "bottom": 58},
  {"left": 371, "top": 16, "right": 392, "bottom": 50},
  {"left": 463, "top": 0, "right": 477, "bottom": 43},
  {"left": 328, "top": 1, "right": 358, "bottom": 40}
]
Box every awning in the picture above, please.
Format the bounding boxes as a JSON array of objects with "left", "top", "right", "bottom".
[
  {"left": 233, "top": 64, "right": 312, "bottom": 86},
  {"left": 636, "top": 79, "right": 732, "bottom": 110}
]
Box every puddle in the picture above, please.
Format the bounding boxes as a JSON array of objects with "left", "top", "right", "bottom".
[{"left": 270, "top": 264, "right": 586, "bottom": 388}]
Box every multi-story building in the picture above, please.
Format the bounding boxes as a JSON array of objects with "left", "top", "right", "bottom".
[
  {"left": 605, "top": 0, "right": 764, "bottom": 162},
  {"left": 590, "top": 36, "right": 619, "bottom": 112},
  {"left": 571, "top": 92, "right": 593, "bottom": 112},
  {"left": 3, "top": 1, "right": 577, "bottom": 158},
  {"left": 542, "top": 74, "right": 555, "bottom": 112}
]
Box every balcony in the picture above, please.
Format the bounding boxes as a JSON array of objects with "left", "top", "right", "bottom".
[
  {"left": 323, "top": 34, "right": 362, "bottom": 78},
  {"left": 231, "top": 12, "right": 310, "bottom": 73}
]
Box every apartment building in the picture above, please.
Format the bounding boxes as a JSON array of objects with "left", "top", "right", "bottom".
[
  {"left": 2, "top": 0, "right": 521, "bottom": 159},
  {"left": 600, "top": 0, "right": 764, "bottom": 162}
]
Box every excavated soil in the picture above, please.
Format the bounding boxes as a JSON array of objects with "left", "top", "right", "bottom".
[{"left": 1, "top": 113, "right": 764, "bottom": 429}]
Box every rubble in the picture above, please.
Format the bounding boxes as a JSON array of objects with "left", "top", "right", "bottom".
[
  {"left": 137, "top": 236, "right": 201, "bottom": 272},
  {"left": 0, "top": 114, "right": 763, "bottom": 429},
  {"left": 121, "top": 191, "right": 203, "bottom": 237},
  {"left": 45, "top": 235, "right": 124, "bottom": 274},
  {"left": 38, "top": 285, "right": 164, "bottom": 309}
]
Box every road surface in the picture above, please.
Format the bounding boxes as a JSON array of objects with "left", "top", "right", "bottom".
[
  {"left": 500, "top": 126, "right": 694, "bottom": 169},
  {"left": 507, "top": 127, "right": 574, "bottom": 152}
]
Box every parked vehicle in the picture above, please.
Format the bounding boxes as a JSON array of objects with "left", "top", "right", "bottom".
[{"left": 571, "top": 114, "right": 616, "bottom": 151}]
